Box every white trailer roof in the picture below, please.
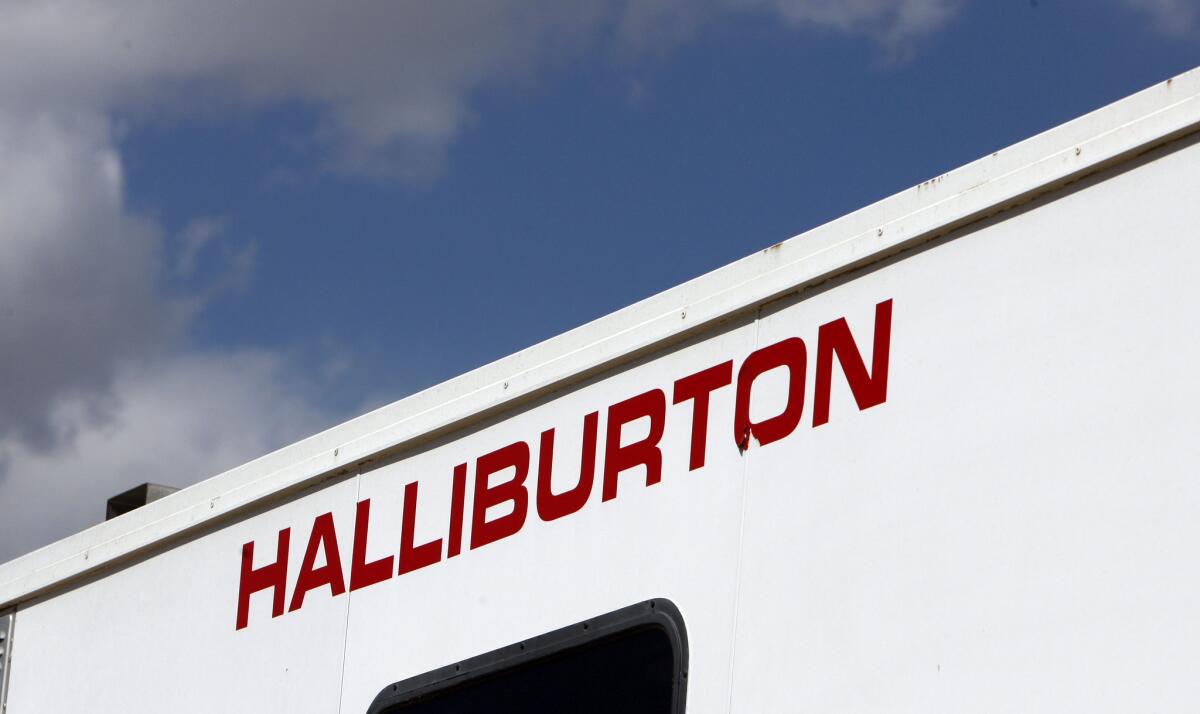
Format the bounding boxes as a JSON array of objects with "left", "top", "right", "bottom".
[{"left": 3, "top": 65, "right": 1200, "bottom": 610}]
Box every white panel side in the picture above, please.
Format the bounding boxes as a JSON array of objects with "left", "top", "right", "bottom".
[
  {"left": 1, "top": 75, "right": 1198, "bottom": 714},
  {"left": 730, "top": 138, "right": 1200, "bottom": 711},
  {"left": 3, "top": 68, "right": 1200, "bottom": 610}
]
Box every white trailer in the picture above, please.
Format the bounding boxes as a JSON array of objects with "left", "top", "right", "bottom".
[{"left": 3, "top": 67, "right": 1200, "bottom": 713}]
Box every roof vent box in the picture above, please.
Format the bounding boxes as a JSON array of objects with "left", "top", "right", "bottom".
[{"left": 106, "top": 483, "right": 179, "bottom": 520}]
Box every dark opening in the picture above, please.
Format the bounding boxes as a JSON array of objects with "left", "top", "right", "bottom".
[{"left": 368, "top": 599, "right": 687, "bottom": 714}]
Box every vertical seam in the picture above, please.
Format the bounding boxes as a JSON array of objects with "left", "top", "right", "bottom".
[
  {"left": 723, "top": 307, "right": 761, "bottom": 714},
  {"left": 334, "top": 469, "right": 362, "bottom": 713}
]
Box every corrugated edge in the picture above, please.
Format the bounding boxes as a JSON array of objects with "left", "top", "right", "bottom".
[{"left": 3, "top": 69, "right": 1200, "bottom": 608}]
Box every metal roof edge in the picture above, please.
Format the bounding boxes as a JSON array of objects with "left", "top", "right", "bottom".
[{"left": 3, "top": 66, "right": 1199, "bottom": 608}]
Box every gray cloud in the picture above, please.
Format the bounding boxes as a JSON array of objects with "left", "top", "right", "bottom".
[
  {"left": 0, "top": 351, "right": 331, "bottom": 561},
  {"left": 0, "top": 1, "right": 961, "bottom": 178},
  {"left": 0, "top": 108, "right": 330, "bottom": 561},
  {"left": 0, "top": 112, "right": 178, "bottom": 453}
]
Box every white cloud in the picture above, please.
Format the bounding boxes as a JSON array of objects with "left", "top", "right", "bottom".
[
  {"left": 1113, "top": 0, "right": 1199, "bottom": 37},
  {"left": 764, "top": 0, "right": 958, "bottom": 38},
  {"left": 618, "top": 0, "right": 958, "bottom": 64},
  {"left": 175, "top": 217, "right": 226, "bottom": 278}
]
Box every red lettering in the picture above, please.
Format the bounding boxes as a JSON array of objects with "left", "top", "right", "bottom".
[
  {"left": 471, "top": 441, "right": 530, "bottom": 549},
  {"left": 672, "top": 361, "right": 733, "bottom": 470},
  {"left": 289, "top": 513, "right": 346, "bottom": 612},
  {"left": 234, "top": 299, "right": 894, "bottom": 629},
  {"left": 734, "top": 338, "right": 807, "bottom": 448},
  {"left": 603, "top": 389, "right": 666, "bottom": 501},
  {"left": 399, "top": 481, "right": 443, "bottom": 574},
  {"left": 813, "top": 299, "right": 893, "bottom": 427},
  {"left": 349, "top": 499, "right": 393, "bottom": 592},
  {"left": 536, "top": 412, "right": 599, "bottom": 521},
  {"left": 447, "top": 463, "right": 467, "bottom": 558},
  {"left": 236, "top": 528, "right": 290, "bottom": 630}
]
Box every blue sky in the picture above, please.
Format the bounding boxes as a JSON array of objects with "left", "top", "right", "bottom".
[
  {"left": 1, "top": 0, "right": 1197, "bottom": 561},
  {"left": 125, "top": 1, "right": 1200, "bottom": 404}
]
